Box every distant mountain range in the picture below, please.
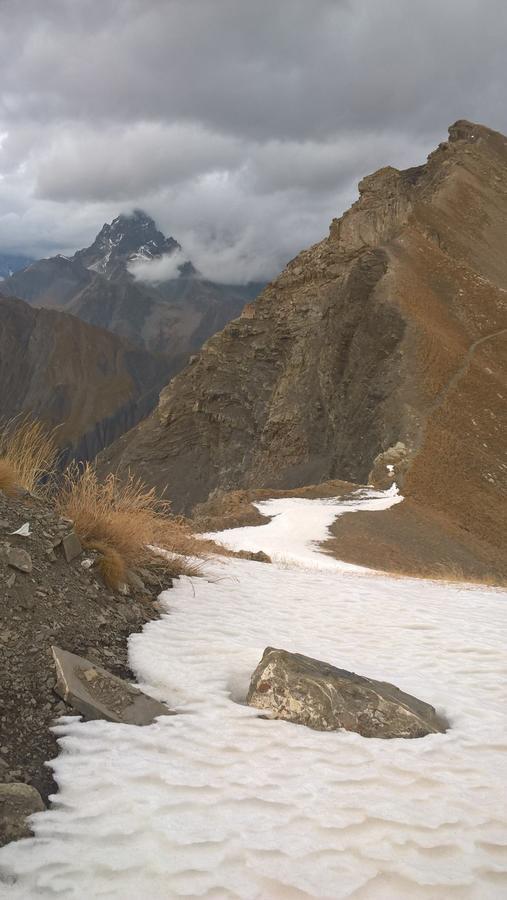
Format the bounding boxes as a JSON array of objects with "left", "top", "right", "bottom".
[
  {"left": 5, "top": 210, "right": 263, "bottom": 357},
  {"left": 1, "top": 210, "right": 263, "bottom": 460}
]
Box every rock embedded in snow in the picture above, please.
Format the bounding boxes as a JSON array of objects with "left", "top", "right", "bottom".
[
  {"left": 52, "top": 646, "right": 173, "bottom": 726},
  {"left": 0, "top": 783, "right": 45, "bottom": 843},
  {"left": 247, "top": 647, "right": 447, "bottom": 738}
]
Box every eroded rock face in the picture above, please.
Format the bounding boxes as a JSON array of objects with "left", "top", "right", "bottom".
[{"left": 247, "top": 647, "right": 446, "bottom": 739}]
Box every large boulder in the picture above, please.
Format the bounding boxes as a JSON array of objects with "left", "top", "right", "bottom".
[
  {"left": 247, "top": 647, "right": 446, "bottom": 738},
  {"left": 0, "top": 783, "right": 45, "bottom": 845},
  {"left": 52, "top": 646, "right": 173, "bottom": 726}
]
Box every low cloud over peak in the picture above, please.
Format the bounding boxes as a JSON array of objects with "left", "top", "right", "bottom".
[{"left": 0, "top": 0, "right": 506, "bottom": 279}]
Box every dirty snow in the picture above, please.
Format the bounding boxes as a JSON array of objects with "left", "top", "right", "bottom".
[{"left": 0, "top": 490, "right": 506, "bottom": 899}]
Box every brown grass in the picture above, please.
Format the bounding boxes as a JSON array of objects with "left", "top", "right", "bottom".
[
  {"left": 0, "top": 458, "right": 19, "bottom": 496},
  {"left": 0, "top": 416, "right": 58, "bottom": 496},
  {"left": 56, "top": 464, "right": 208, "bottom": 589}
]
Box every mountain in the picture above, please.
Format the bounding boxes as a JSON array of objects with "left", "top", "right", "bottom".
[
  {"left": 100, "top": 121, "right": 507, "bottom": 578},
  {"left": 5, "top": 211, "right": 262, "bottom": 357},
  {"left": 0, "top": 292, "right": 168, "bottom": 462},
  {"left": 0, "top": 253, "right": 34, "bottom": 279}
]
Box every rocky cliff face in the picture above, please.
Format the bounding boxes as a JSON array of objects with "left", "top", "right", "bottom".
[
  {"left": 0, "top": 293, "right": 169, "bottom": 461},
  {"left": 101, "top": 122, "right": 507, "bottom": 562},
  {"left": 5, "top": 211, "right": 261, "bottom": 357}
]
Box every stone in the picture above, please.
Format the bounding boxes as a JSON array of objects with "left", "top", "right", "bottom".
[
  {"left": 6, "top": 547, "right": 32, "bottom": 574},
  {"left": 126, "top": 569, "right": 145, "bottom": 592},
  {"left": 61, "top": 531, "right": 82, "bottom": 563},
  {"left": 0, "top": 783, "right": 45, "bottom": 844},
  {"left": 6, "top": 572, "right": 16, "bottom": 588},
  {"left": 235, "top": 550, "right": 271, "bottom": 563},
  {"left": 247, "top": 647, "right": 447, "bottom": 739},
  {"left": 52, "top": 646, "right": 173, "bottom": 725}
]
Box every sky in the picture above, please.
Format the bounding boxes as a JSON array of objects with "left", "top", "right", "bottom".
[{"left": 0, "top": 0, "right": 505, "bottom": 283}]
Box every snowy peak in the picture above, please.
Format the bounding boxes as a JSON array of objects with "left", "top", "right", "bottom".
[{"left": 74, "top": 210, "right": 180, "bottom": 279}]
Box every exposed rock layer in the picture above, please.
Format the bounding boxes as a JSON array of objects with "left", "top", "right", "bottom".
[{"left": 101, "top": 122, "right": 507, "bottom": 567}]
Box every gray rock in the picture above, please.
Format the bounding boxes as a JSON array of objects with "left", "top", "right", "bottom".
[
  {"left": 61, "top": 531, "right": 82, "bottom": 563},
  {"left": 0, "top": 783, "right": 45, "bottom": 844},
  {"left": 6, "top": 547, "right": 32, "bottom": 574},
  {"left": 126, "top": 569, "right": 145, "bottom": 592},
  {"left": 247, "top": 647, "right": 447, "bottom": 739},
  {"left": 52, "top": 646, "right": 173, "bottom": 725}
]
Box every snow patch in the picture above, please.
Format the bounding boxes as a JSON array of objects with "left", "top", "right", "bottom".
[{"left": 0, "top": 490, "right": 505, "bottom": 898}]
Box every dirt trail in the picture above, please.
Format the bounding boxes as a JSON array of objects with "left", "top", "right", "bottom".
[{"left": 426, "top": 327, "right": 507, "bottom": 420}]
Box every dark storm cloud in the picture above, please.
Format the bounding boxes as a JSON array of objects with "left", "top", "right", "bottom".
[{"left": 0, "top": 0, "right": 506, "bottom": 280}]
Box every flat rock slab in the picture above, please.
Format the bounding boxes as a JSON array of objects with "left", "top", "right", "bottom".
[
  {"left": 0, "top": 783, "right": 45, "bottom": 845},
  {"left": 247, "top": 647, "right": 447, "bottom": 738},
  {"left": 61, "top": 531, "right": 82, "bottom": 563},
  {"left": 52, "top": 646, "right": 173, "bottom": 726}
]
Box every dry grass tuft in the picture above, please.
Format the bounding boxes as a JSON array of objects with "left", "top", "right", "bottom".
[
  {"left": 57, "top": 464, "right": 208, "bottom": 589},
  {"left": 0, "top": 458, "right": 19, "bottom": 496},
  {"left": 0, "top": 416, "right": 58, "bottom": 496}
]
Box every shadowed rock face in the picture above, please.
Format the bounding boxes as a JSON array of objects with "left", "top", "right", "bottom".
[
  {"left": 0, "top": 292, "right": 169, "bottom": 460},
  {"left": 247, "top": 647, "right": 447, "bottom": 739},
  {"left": 100, "top": 121, "right": 507, "bottom": 570}
]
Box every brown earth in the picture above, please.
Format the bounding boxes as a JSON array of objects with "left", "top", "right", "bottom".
[
  {"left": 324, "top": 499, "right": 506, "bottom": 585},
  {"left": 0, "top": 488, "right": 169, "bottom": 841},
  {"left": 100, "top": 121, "right": 507, "bottom": 579}
]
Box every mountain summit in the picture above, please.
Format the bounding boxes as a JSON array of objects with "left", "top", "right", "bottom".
[
  {"left": 4, "top": 213, "right": 260, "bottom": 356},
  {"left": 102, "top": 120, "right": 507, "bottom": 581},
  {"left": 73, "top": 210, "right": 180, "bottom": 280}
]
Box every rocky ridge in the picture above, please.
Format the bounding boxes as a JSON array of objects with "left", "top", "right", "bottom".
[{"left": 101, "top": 121, "right": 507, "bottom": 577}]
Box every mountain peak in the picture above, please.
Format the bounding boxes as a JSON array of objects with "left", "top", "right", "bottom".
[{"left": 74, "top": 210, "right": 180, "bottom": 279}]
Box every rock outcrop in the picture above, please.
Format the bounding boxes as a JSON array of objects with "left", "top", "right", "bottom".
[
  {"left": 247, "top": 647, "right": 446, "bottom": 738},
  {"left": 5, "top": 210, "right": 262, "bottom": 357},
  {"left": 101, "top": 122, "right": 507, "bottom": 573},
  {"left": 0, "top": 292, "right": 168, "bottom": 460}
]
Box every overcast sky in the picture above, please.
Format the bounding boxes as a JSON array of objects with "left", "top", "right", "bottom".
[{"left": 0, "top": 0, "right": 505, "bottom": 282}]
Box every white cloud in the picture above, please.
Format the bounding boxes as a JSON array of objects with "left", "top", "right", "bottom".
[{"left": 128, "top": 247, "right": 189, "bottom": 282}]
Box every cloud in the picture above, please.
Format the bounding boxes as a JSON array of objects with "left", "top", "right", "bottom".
[
  {"left": 128, "top": 246, "right": 189, "bottom": 282},
  {"left": 0, "top": 0, "right": 506, "bottom": 277},
  {"left": 35, "top": 122, "right": 243, "bottom": 202}
]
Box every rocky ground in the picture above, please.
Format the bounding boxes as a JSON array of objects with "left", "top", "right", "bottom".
[{"left": 0, "top": 488, "right": 169, "bottom": 843}]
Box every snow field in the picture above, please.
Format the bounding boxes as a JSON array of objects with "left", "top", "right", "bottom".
[{"left": 0, "top": 490, "right": 505, "bottom": 899}]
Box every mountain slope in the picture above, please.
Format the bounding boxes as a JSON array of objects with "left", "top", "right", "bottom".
[
  {"left": 100, "top": 121, "right": 507, "bottom": 576},
  {"left": 0, "top": 292, "right": 168, "bottom": 461},
  {"left": 5, "top": 211, "right": 262, "bottom": 357}
]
